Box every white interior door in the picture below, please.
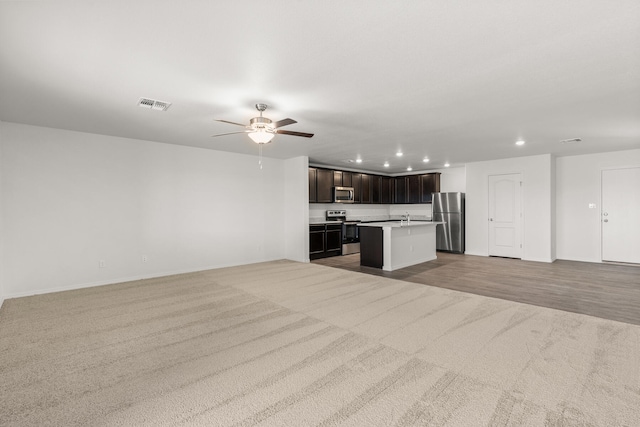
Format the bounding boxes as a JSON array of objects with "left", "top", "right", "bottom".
[
  {"left": 602, "top": 167, "right": 640, "bottom": 263},
  {"left": 488, "top": 173, "right": 522, "bottom": 258}
]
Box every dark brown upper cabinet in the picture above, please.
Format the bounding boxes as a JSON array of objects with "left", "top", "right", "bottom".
[
  {"left": 352, "top": 173, "right": 362, "bottom": 203},
  {"left": 420, "top": 172, "right": 441, "bottom": 202},
  {"left": 333, "top": 170, "right": 343, "bottom": 187},
  {"left": 309, "top": 167, "right": 317, "bottom": 203},
  {"left": 342, "top": 171, "right": 353, "bottom": 187},
  {"left": 361, "top": 174, "right": 372, "bottom": 204},
  {"left": 316, "top": 168, "right": 333, "bottom": 203},
  {"left": 371, "top": 175, "right": 382, "bottom": 204},
  {"left": 381, "top": 177, "right": 392, "bottom": 204},
  {"left": 407, "top": 174, "right": 421, "bottom": 204},
  {"left": 394, "top": 177, "right": 407, "bottom": 204},
  {"left": 308, "top": 167, "right": 441, "bottom": 204}
]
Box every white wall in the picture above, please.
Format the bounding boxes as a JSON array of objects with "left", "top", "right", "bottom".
[
  {"left": 0, "top": 122, "right": 298, "bottom": 298},
  {"left": 284, "top": 156, "right": 310, "bottom": 262},
  {"left": 0, "top": 121, "right": 5, "bottom": 308},
  {"left": 556, "top": 149, "right": 640, "bottom": 262},
  {"left": 433, "top": 166, "right": 466, "bottom": 193},
  {"left": 466, "top": 154, "right": 554, "bottom": 262},
  {"left": 550, "top": 156, "right": 557, "bottom": 261}
]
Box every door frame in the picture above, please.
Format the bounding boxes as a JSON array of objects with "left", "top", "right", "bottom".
[{"left": 488, "top": 172, "right": 523, "bottom": 259}]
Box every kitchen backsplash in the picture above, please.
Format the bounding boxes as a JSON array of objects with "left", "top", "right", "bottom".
[{"left": 309, "top": 203, "right": 432, "bottom": 222}]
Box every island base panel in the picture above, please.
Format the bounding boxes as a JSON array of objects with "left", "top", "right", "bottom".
[{"left": 360, "top": 227, "right": 383, "bottom": 268}]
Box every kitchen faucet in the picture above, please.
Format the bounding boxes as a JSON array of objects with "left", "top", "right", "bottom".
[{"left": 400, "top": 212, "right": 410, "bottom": 226}]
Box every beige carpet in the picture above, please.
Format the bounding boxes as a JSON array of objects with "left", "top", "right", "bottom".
[{"left": 1, "top": 260, "right": 639, "bottom": 426}]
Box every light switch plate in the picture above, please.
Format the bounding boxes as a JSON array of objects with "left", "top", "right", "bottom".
[{"left": 588, "top": 203, "right": 596, "bottom": 209}]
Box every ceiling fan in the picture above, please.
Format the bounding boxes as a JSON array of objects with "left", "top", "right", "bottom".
[{"left": 212, "top": 103, "right": 314, "bottom": 144}]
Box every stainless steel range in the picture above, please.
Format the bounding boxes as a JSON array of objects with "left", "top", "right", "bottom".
[{"left": 326, "top": 210, "right": 360, "bottom": 255}]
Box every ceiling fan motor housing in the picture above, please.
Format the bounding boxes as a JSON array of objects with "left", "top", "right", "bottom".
[{"left": 250, "top": 116, "right": 274, "bottom": 130}]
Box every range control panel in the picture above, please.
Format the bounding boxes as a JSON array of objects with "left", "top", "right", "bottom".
[{"left": 326, "top": 210, "right": 347, "bottom": 218}]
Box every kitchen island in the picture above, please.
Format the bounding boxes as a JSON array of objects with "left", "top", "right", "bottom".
[{"left": 358, "top": 221, "right": 441, "bottom": 271}]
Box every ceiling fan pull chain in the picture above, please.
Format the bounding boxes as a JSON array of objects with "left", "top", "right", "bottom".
[{"left": 259, "top": 144, "right": 263, "bottom": 169}]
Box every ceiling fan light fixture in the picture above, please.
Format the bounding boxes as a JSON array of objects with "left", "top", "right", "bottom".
[{"left": 248, "top": 130, "right": 275, "bottom": 144}]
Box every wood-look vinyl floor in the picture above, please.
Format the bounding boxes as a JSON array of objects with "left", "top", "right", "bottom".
[{"left": 312, "top": 252, "right": 640, "bottom": 326}]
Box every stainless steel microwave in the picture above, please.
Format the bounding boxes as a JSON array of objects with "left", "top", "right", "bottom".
[{"left": 333, "top": 186, "right": 355, "bottom": 203}]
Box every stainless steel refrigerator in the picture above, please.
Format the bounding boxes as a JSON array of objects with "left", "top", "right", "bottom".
[{"left": 432, "top": 192, "right": 465, "bottom": 253}]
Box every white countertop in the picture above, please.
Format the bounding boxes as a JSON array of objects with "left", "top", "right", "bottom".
[{"left": 358, "top": 221, "right": 442, "bottom": 229}]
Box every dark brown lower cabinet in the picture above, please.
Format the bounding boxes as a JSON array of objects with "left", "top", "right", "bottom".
[
  {"left": 309, "top": 224, "right": 342, "bottom": 260},
  {"left": 359, "top": 227, "right": 383, "bottom": 268}
]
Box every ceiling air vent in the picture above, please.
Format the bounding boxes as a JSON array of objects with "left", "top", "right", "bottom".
[{"left": 137, "top": 97, "right": 171, "bottom": 111}]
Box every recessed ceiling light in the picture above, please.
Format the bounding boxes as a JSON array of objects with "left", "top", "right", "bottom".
[
  {"left": 423, "top": 157, "right": 430, "bottom": 163},
  {"left": 444, "top": 163, "right": 450, "bottom": 167},
  {"left": 383, "top": 162, "right": 389, "bottom": 167},
  {"left": 407, "top": 166, "right": 413, "bottom": 171},
  {"left": 396, "top": 151, "right": 403, "bottom": 157},
  {"left": 515, "top": 140, "right": 525, "bottom": 146},
  {"left": 355, "top": 158, "right": 362, "bottom": 163}
]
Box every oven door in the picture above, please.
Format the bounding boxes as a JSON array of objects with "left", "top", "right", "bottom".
[
  {"left": 342, "top": 222, "right": 360, "bottom": 243},
  {"left": 341, "top": 222, "right": 360, "bottom": 255}
]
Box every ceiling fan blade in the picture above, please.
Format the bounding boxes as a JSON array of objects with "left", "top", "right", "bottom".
[
  {"left": 273, "top": 118, "right": 297, "bottom": 128},
  {"left": 276, "top": 129, "right": 314, "bottom": 138},
  {"left": 210, "top": 131, "right": 250, "bottom": 138},
  {"left": 215, "top": 119, "right": 247, "bottom": 127}
]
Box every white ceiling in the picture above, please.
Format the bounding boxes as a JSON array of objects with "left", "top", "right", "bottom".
[{"left": 1, "top": 1, "right": 639, "bottom": 174}]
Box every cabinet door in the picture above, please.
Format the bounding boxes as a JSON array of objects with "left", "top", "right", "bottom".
[
  {"left": 308, "top": 168, "right": 317, "bottom": 203},
  {"left": 371, "top": 175, "right": 382, "bottom": 204},
  {"left": 352, "top": 173, "right": 362, "bottom": 203},
  {"left": 342, "top": 171, "right": 353, "bottom": 187},
  {"left": 407, "top": 175, "right": 420, "bottom": 204},
  {"left": 420, "top": 173, "right": 441, "bottom": 203},
  {"left": 326, "top": 225, "right": 342, "bottom": 253},
  {"left": 309, "top": 225, "right": 325, "bottom": 255},
  {"left": 395, "top": 177, "right": 407, "bottom": 204},
  {"left": 333, "top": 171, "right": 343, "bottom": 187},
  {"left": 381, "top": 177, "right": 392, "bottom": 204},
  {"left": 316, "top": 169, "right": 333, "bottom": 203},
  {"left": 433, "top": 173, "right": 441, "bottom": 194},
  {"left": 361, "top": 174, "right": 371, "bottom": 203}
]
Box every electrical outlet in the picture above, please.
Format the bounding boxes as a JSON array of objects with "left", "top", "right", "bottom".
[
  {"left": 142, "top": 255, "right": 148, "bottom": 263},
  {"left": 99, "top": 260, "right": 106, "bottom": 268}
]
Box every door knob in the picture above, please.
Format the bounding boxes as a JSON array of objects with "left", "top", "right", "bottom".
[
  {"left": 489, "top": 218, "right": 493, "bottom": 221},
  {"left": 604, "top": 219, "right": 609, "bottom": 222},
  {"left": 603, "top": 212, "right": 608, "bottom": 216}
]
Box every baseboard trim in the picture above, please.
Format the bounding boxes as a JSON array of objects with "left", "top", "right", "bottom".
[
  {"left": 4, "top": 258, "right": 283, "bottom": 300},
  {"left": 461, "top": 251, "right": 488, "bottom": 257},
  {"left": 522, "top": 257, "right": 555, "bottom": 263}
]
